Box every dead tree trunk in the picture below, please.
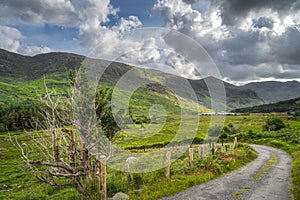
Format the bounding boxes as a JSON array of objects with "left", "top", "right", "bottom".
[
  {"left": 51, "top": 100, "right": 59, "bottom": 162},
  {"left": 97, "top": 156, "right": 106, "bottom": 200},
  {"left": 166, "top": 151, "right": 171, "bottom": 179},
  {"left": 189, "top": 147, "right": 193, "bottom": 166}
]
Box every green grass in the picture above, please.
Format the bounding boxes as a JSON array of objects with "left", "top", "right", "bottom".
[
  {"left": 254, "top": 153, "right": 278, "bottom": 180},
  {"left": 0, "top": 128, "right": 257, "bottom": 199},
  {"left": 0, "top": 72, "right": 70, "bottom": 105},
  {"left": 1, "top": 113, "right": 300, "bottom": 199}
]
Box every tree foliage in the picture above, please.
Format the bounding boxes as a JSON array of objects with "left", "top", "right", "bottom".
[
  {"left": 95, "top": 87, "right": 120, "bottom": 142},
  {"left": 223, "top": 123, "right": 240, "bottom": 134},
  {"left": 208, "top": 125, "right": 222, "bottom": 138},
  {"left": 263, "top": 117, "right": 286, "bottom": 131}
]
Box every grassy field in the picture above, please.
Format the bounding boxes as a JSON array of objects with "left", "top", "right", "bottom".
[{"left": 1, "top": 114, "right": 299, "bottom": 199}]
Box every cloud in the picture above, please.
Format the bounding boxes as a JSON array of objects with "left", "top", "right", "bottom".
[
  {"left": 270, "top": 28, "right": 300, "bottom": 65},
  {"left": 19, "top": 45, "right": 52, "bottom": 56},
  {"left": 182, "top": 0, "right": 197, "bottom": 5},
  {"left": 253, "top": 17, "right": 274, "bottom": 29},
  {"left": 0, "top": 0, "right": 144, "bottom": 59},
  {"left": 0, "top": 25, "right": 23, "bottom": 53},
  {"left": 0, "top": 25, "right": 52, "bottom": 55},
  {"left": 0, "top": 0, "right": 121, "bottom": 46},
  {"left": 153, "top": 0, "right": 300, "bottom": 82},
  {"left": 216, "top": 0, "right": 299, "bottom": 26},
  {"left": 0, "top": 0, "right": 78, "bottom": 26},
  {"left": 118, "top": 37, "right": 161, "bottom": 65},
  {"left": 0, "top": 0, "right": 299, "bottom": 83},
  {"left": 153, "top": 0, "right": 203, "bottom": 33}
]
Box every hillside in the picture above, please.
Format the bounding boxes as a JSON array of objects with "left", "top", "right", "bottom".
[
  {"left": 232, "top": 97, "right": 300, "bottom": 113},
  {"left": 189, "top": 76, "right": 264, "bottom": 110},
  {"left": 0, "top": 49, "right": 265, "bottom": 111},
  {"left": 242, "top": 81, "right": 300, "bottom": 103}
]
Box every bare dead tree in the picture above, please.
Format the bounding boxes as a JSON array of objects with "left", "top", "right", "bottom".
[{"left": 14, "top": 81, "right": 99, "bottom": 195}]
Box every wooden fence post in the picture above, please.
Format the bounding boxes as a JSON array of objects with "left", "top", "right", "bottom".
[
  {"left": 199, "top": 146, "right": 204, "bottom": 159},
  {"left": 166, "top": 151, "right": 171, "bottom": 179},
  {"left": 98, "top": 155, "right": 106, "bottom": 200},
  {"left": 124, "top": 163, "right": 131, "bottom": 183},
  {"left": 233, "top": 137, "right": 238, "bottom": 149},
  {"left": 189, "top": 147, "right": 193, "bottom": 166}
]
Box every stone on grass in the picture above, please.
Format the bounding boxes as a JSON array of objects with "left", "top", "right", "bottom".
[{"left": 112, "top": 192, "right": 129, "bottom": 200}]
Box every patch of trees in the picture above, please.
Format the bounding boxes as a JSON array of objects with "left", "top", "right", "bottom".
[
  {"left": 14, "top": 69, "right": 122, "bottom": 198},
  {"left": 0, "top": 101, "right": 42, "bottom": 132},
  {"left": 232, "top": 97, "right": 300, "bottom": 113},
  {"left": 263, "top": 117, "right": 286, "bottom": 131}
]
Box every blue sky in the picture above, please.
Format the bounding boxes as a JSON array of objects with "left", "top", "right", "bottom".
[{"left": 0, "top": 0, "right": 299, "bottom": 83}]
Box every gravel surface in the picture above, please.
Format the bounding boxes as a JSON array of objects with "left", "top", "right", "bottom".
[{"left": 161, "top": 145, "right": 292, "bottom": 200}]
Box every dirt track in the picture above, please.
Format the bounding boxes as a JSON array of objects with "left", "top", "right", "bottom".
[{"left": 161, "top": 145, "right": 292, "bottom": 200}]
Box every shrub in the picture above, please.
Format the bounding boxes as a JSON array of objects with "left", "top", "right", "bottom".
[{"left": 263, "top": 117, "right": 286, "bottom": 131}]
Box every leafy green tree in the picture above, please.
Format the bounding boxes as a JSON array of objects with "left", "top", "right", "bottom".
[
  {"left": 95, "top": 87, "right": 121, "bottom": 156},
  {"left": 208, "top": 125, "right": 222, "bottom": 138},
  {"left": 223, "top": 123, "right": 239, "bottom": 134},
  {"left": 207, "top": 126, "right": 222, "bottom": 146},
  {"left": 263, "top": 117, "right": 286, "bottom": 131},
  {"left": 219, "top": 132, "right": 228, "bottom": 146}
]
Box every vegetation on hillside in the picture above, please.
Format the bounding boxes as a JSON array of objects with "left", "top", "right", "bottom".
[
  {"left": 232, "top": 97, "right": 300, "bottom": 113},
  {"left": 0, "top": 48, "right": 270, "bottom": 111},
  {"left": 242, "top": 81, "right": 300, "bottom": 103}
]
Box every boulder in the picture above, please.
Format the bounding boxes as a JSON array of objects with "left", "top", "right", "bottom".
[{"left": 112, "top": 192, "right": 129, "bottom": 200}]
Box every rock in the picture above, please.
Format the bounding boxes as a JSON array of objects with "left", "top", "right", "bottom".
[
  {"left": 126, "top": 157, "right": 138, "bottom": 164},
  {"left": 112, "top": 192, "right": 129, "bottom": 200},
  {"left": 21, "top": 143, "right": 27, "bottom": 147},
  {"left": 2, "top": 138, "right": 11, "bottom": 142}
]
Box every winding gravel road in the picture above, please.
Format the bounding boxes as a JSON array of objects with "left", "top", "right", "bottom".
[{"left": 162, "top": 145, "right": 292, "bottom": 200}]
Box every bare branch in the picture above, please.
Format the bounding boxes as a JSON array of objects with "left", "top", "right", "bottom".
[
  {"left": 28, "top": 161, "right": 76, "bottom": 173},
  {"left": 48, "top": 170, "right": 83, "bottom": 178}
]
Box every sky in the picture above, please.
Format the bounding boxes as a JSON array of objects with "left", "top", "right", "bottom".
[{"left": 0, "top": 0, "right": 300, "bottom": 84}]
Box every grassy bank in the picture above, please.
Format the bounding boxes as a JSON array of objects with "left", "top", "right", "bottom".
[
  {"left": 1, "top": 114, "right": 299, "bottom": 199},
  {"left": 0, "top": 130, "right": 257, "bottom": 199}
]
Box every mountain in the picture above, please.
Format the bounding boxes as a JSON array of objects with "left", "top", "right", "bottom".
[
  {"left": 189, "top": 76, "right": 264, "bottom": 110},
  {"left": 241, "top": 81, "right": 300, "bottom": 103},
  {"left": 0, "top": 48, "right": 263, "bottom": 111},
  {"left": 232, "top": 97, "right": 300, "bottom": 113},
  {"left": 0, "top": 48, "right": 84, "bottom": 80}
]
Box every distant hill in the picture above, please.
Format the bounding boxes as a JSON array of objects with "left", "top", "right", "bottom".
[
  {"left": 189, "top": 76, "right": 264, "bottom": 110},
  {"left": 232, "top": 97, "right": 300, "bottom": 113},
  {"left": 242, "top": 81, "right": 300, "bottom": 103},
  {"left": 0, "top": 49, "right": 84, "bottom": 80},
  {"left": 0, "top": 49, "right": 264, "bottom": 110}
]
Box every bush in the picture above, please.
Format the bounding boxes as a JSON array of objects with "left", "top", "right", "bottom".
[{"left": 263, "top": 117, "right": 286, "bottom": 131}]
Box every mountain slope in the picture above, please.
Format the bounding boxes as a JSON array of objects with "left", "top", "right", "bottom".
[
  {"left": 0, "top": 49, "right": 264, "bottom": 111},
  {"left": 189, "top": 76, "right": 264, "bottom": 110},
  {"left": 232, "top": 97, "right": 300, "bottom": 113},
  {"left": 0, "top": 48, "right": 84, "bottom": 80},
  {"left": 242, "top": 81, "right": 300, "bottom": 103}
]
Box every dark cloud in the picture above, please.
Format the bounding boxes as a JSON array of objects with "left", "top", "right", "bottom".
[
  {"left": 215, "top": 27, "right": 300, "bottom": 81},
  {"left": 271, "top": 28, "right": 300, "bottom": 65},
  {"left": 253, "top": 17, "right": 274, "bottom": 29},
  {"left": 221, "top": 63, "right": 300, "bottom": 83},
  {"left": 218, "top": 29, "right": 273, "bottom": 66},
  {"left": 0, "top": 0, "right": 79, "bottom": 26},
  {"left": 216, "top": 0, "right": 298, "bottom": 25},
  {"left": 182, "top": 0, "right": 197, "bottom": 4}
]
